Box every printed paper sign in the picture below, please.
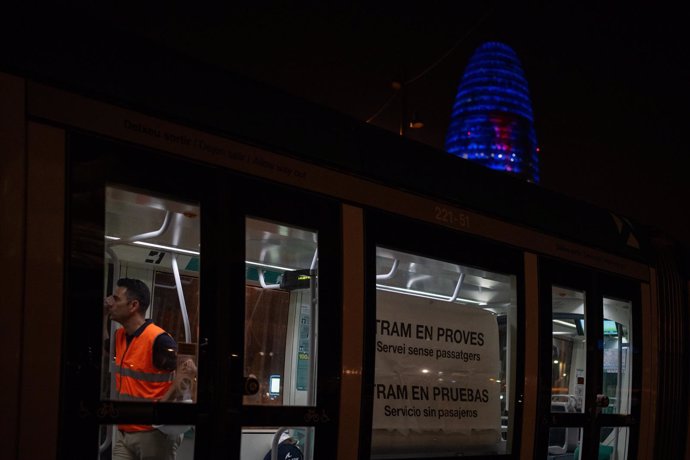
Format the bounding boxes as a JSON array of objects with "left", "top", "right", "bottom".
[{"left": 373, "top": 290, "right": 501, "bottom": 436}]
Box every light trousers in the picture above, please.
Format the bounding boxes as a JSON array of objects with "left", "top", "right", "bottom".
[{"left": 113, "top": 429, "right": 183, "bottom": 460}]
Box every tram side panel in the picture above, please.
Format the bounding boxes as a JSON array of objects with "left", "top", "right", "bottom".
[
  {"left": 14, "top": 121, "right": 66, "bottom": 460},
  {"left": 0, "top": 72, "right": 26, "bottom": 460},
  {"left": 7, "top": 71, "right": 689, "bottom": 459},
  {"left": 0, "top": 73, "right": 26, "bottom": 460}
]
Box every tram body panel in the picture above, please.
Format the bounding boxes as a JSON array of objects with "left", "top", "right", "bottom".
[
  {"left": 0, "top": 72, "right": 26, "bottom": 460},
  {"left": 4, "top": 71, "right": 685, "bottom": 459},
  {"left": 15, "top": 123, "right": 66, "bottom": 460}
]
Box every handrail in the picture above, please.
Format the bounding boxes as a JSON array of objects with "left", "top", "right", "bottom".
[
  {"left": 258, "top": 269, "right": 281, "bottom": 289},
  {"left": 385, "top": 271, "right": 466, "bottom": 303},
  {"left": 108, "top": 211, "right": 172, "bottom": 245},
  {"left": 271, "top": 427, "right": 290, "bottom": 460},
  {"left": 172, "top": 254, "right": 192, "bottom": 343},
  {"left": 406, "top": 274, "right": 432, "bottom": 289},
  {"left": 100, "top": 246, "right": 120, "bottom": 455},
  {"left": 310, "top": 248, "right": 318, "bottom": 271},
  {"left": 376, "top": 259, "right": 399, "bottom": 280},
  {"left": 309, "top": 248, "right": 318, "bottom": 406},
  {"left": 447, "top": 273, "right": 465, "bottom": 303}
]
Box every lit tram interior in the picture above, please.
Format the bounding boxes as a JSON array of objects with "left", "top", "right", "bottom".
[
  {"left": 102, "top": 186, "right": 321, "bottom": 459},
  {"left": 102, "top": 187, "right": 202, "bottom": 458},
  {"left": 548, "top": 288, "right": 632, "bottom": 460},
  {"left": 100, "top": 186, "right": 526, "bottom": 459}
]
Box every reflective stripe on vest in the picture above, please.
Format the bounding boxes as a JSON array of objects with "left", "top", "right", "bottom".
[
  {"left": 115, "top": 393, "right": 150, "bottom": 402},
  {"left": 112, "top": 363, "right": 175, "bottom": 383}
]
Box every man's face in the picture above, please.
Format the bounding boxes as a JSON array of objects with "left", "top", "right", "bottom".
[{"left": 106, "top": 286, "right": 137, "bottom": 325}]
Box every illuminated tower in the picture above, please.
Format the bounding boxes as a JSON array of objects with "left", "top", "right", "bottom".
[{"left": 445, "top": 42, "right": 539, "bottom": 182}]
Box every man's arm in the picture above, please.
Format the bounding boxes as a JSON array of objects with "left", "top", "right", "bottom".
[{"left": 153, "top": 333, "right": 178, "bottom": 371}]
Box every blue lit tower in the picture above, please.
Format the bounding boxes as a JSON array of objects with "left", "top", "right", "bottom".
[{"left": 445, "top": 42, "right": 539, "bottom": 182}]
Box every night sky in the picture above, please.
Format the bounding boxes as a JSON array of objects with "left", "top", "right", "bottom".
[{"left": 31, "top": 3, "right": 690, "bottom": 245}]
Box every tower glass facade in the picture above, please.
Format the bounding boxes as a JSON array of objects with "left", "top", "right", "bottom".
[{"left": 445, "top": 42, "right": 539, "bottom": 183}]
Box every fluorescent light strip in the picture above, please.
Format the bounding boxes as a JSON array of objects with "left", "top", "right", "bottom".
[
  {"left": 107, "top": 235, "right": 200, "bottom": 255},
  {"left": 132, "top": 241, "right": 200, "bottom": 256},
  {"left": 552, "top": 319, "right": 577, "bottom": 328},
  {"left": 376, "top": 284, "right": 487, "bottom": 305},
  {"left": 107, "top": 236, "right": 303, "bottom": 271}
]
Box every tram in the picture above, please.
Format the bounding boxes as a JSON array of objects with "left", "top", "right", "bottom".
[{"left": 2, "top": 27, "right": 689, "bottom": 460}]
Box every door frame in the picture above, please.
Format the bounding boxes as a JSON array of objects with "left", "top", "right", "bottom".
[
  {"left": 360, "top": 209, "right": 527, "bottom": 459},
  {"left": 60, "top": 132, "right": 343, "bottom": 459},
  {"left": 536, "top": 258, "right": 642, "bottom": 460}
]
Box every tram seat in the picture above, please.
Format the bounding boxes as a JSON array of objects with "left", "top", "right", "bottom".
[{"left": 548, "top": 400, "right": 579, "bottom": 455}]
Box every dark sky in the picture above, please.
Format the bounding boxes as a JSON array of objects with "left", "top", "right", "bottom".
[{"left": 86, "top": 3, "right": 690, "bottom": 245}]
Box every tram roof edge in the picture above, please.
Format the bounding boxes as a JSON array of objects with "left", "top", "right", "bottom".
[{"left": 1, "top": 6, "right": 657, "bottom": 264}]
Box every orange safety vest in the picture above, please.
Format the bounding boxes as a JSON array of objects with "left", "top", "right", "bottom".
[{"left": 114, "top": 322, "right": 175, "bottom": 432}]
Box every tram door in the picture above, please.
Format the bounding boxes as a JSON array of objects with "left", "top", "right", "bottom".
[
  {"left": 227, "top": 177, "right": 341, "bottom": 460},
  {"left": 538, "top": 260, "right": 641, "bottom": 460},
  {"left": 364, "top": 211, "right": 524, "bottom": 459},
  {"left": 61, "top": 134, "right": 341, "bottom": 459}
]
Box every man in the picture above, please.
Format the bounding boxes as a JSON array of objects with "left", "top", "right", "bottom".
[{"left": 105, "top": 278, "right": 181, "bottom": 460}]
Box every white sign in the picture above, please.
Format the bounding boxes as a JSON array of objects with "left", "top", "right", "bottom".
[{"left": 373, "top": 290, "right": 501, "bottom": 438}]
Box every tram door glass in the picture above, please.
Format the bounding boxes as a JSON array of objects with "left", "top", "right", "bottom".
[
  {"left": 100, "top": 186, "right": 200, "bottom": 459},
  {"left": 243, "top": 217, "right": 319, "bottom": 407},
  {"left": 557, "top": 426, "right": 629, "bottom": 460},
  {"left": 551, "top": 286, "right": 586, "bottom": 414},
  {"left": 600, "top": 427, "right": 629, "bottom": 460},
  {"left": 372, "top": 247, "right": 518, "bottom": 457},
  {"left": 548, "top": 427, "right": 582, "bottom": 460},
  {"left": 241, "top": 427, "right": 313, "bottom": 460},
  {"left": 602, "top": 298, "right": 632, "bottom": 415}
]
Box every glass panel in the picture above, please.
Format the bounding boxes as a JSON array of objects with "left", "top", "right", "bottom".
[
  {"left": 102, "top": 187, "right": 200, "bottom": 404},
  {"left": 372, "top": 247, "right": 517, "bottom": 457},
  {"left": 99, "top": 424, "right": 196, "bottom": 459},
  {"left": 241, "top": 427, "right": 314, "bottom": 460},
  {"left": 602, "top": 298, "right": 632, "bottom": 415},
  {"left": 244, "top": 217, "right": 318, "bottom": 406},
  {"left": 551, "top": 286, "right": 586, "bottom": 413},
  {"left": 600, "top": 426, "right": 629, "bottom": 460},
  {"left": 547, "top": 427, "right": 581, "bottom": 459}
]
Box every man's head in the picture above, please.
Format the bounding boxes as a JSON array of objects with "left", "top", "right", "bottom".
[{"left": 107, "top": 278, "right": 151, "bottom": 324}]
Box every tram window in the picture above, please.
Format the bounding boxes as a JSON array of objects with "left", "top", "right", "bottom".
[
  {"left": 547, "top": 426, "right": 582, "bottom": 459},
  {"left": 551, "top": 287, "right": 586, "bottom": 413},
  {"left": 99, "top": 425, "right": 196, "bottom": 460},
  {"left": 602, "top": 298, "right": 632, "bottom": 415},
  {"left": 102, "top": 187, "right": 201, "bottom": 405},
  {"left": 241, "top": 426, "right": 313, "bottom": 460},
  {"left": 599, "top": 426, "right": 629, "bottom": 460},
  {"left": 372, "top": 247, "right": 517, "bottom": 457},
  {"left": 244, "top": 218, "right": 318, "bottom": 407}
]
